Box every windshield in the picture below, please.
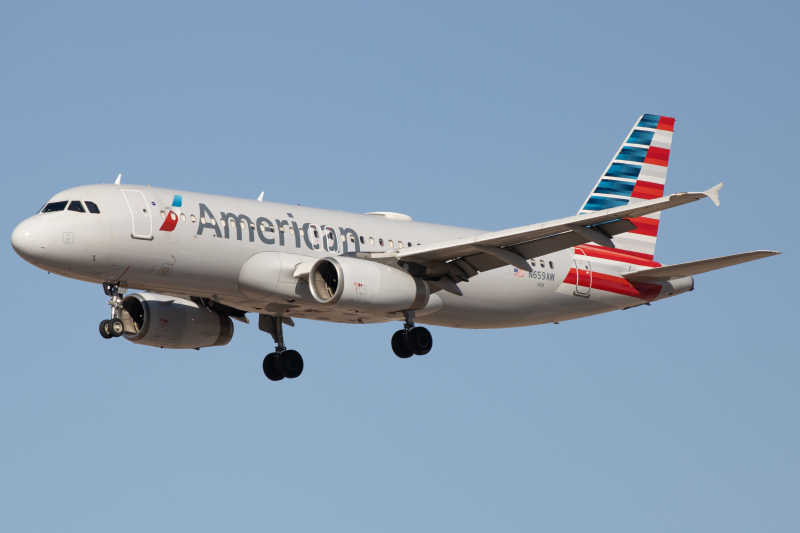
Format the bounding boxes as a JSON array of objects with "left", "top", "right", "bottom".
[{"left": 42, "top": 201, "right": 68, "bottom": 213}]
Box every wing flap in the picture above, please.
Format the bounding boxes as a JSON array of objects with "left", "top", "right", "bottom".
[
  {"left": 622, "top": 250, "right": 780, "bottom": 282},
  {"left": 397, "top": 188, "right": 716, "bottom": 264}
]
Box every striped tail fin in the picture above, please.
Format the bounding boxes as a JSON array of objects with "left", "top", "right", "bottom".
[{"left": 578, "top": 114, "right": 675, "bottom": 261}]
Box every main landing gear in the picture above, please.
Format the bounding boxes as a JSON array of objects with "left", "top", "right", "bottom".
[
  {"left": 391, "top": 311, "right": 433, "bottom": 358},
  {"left": 99, "top": 282, "right": 126, "bottom": 339},
  {"left": 259, "top": 315, "right": 304, "bottom": 381}
]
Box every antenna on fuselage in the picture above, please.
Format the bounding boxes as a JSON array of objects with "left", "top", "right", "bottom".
[
  {"left": 114, "top": 174, "right": 121, "bottom": 185},
  {"left": 257, "top": 192, "right": 264, "bottom": 201}
]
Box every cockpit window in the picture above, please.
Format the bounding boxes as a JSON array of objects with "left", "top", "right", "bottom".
[
  {"left": 84, "top": 201, "right": 101, "bottom": 214},
  {"left": 68, "top": 201, "right": 86, "bottom": 213},
  {"left": 42, "top": 201, "right": 68, "bottom": 212}
]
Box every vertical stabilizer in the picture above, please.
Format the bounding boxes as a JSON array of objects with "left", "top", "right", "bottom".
[{"left": 577, "top": 114, "right": 675, "bottom": 261}]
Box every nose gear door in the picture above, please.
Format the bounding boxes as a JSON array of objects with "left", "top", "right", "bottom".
[
  {"left": 573, "top": 248, "right": 592, "bottom": 297},
  {"left": 122, "top": 190, "right": 153, "bottom": 240}
]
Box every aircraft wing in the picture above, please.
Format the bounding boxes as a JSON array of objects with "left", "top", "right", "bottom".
[
  {"left": 621, "top": 250, "right": 780, "bottom": 282},
  {"left": 387, "top": 184, "right": 724, "bottom": 293}
]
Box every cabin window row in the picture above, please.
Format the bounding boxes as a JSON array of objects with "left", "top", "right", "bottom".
[{"left": 530, "top": 259, "right": 555, "bottom": 269}]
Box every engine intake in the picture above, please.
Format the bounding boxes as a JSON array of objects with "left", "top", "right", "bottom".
[
  {"left": 308, "top": 256, "right": 429, "bottom": 312},
  {"left": 119, "top": 293, "right": 234, "bottom": 349}
]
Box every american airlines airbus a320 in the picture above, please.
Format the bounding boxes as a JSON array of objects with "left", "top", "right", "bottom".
[{"left": 11, "top": 115, "right": 779, "bottom": 381}]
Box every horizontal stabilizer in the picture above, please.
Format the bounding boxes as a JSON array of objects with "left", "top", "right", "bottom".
[{"left": 622, "top": 250, "right": 780, "bottom": 282}]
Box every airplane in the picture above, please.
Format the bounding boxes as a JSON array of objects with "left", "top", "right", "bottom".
[{"left": 10, "top": 114, "right": 780, "bottom": 382}]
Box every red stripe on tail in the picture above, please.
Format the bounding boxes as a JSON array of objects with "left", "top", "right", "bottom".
[
  {"left": 631, "top": 181, "right": 664, "bottom": 200},
  {"left": 656, "top": 116, "right": 675, "bottom": 132},
  {"left": 643, "top": 146, "right": 670, "bottom": 167},
  {"left": 577, "top": 244, "right": 661, "bottom": 267},
  {"left": 627, "top": 216, "right": 659, "bottom": 237},
  {"left": 563, "top": 269, "right": 663, "bottom": 301}
]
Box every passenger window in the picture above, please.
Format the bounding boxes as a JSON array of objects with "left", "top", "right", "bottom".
[
  {"left": 540, "top": 260, "right": 545, "bottom": 268},
  {"left": 379, "top": 239, "right": 384, "bottom": 246},
  {"left": 549, "top": 261, "right": 554, "bottom": 269},
  {"left": 68, "top": 201, "right": 85, "bottom": 213},
  {"left": 360, "top": 236, "right": 365, "bottom": 244},
  {"left": 280, "top": 225, "right": 285, "bottom": 233},
  {"left": 388, "top": 240, "right": 394, "bottom": 248},
  {"left": 313, "top": 229, "right": 319, "bottom": 238},
  {"left": 340, "top": 234, "right": 345, "bottom": 242},
  {"left": 200, "top": 216, "right": 206, "bottom": 224},
  {"left": 369, "top": 237, "right": 375, "bottom": 245},
  {"left": 300, "top": 228, "right": 305, "bottom": 236},
  {"left": 350, "top": 235, "right": 355, "bottom": 242},
  {"left": 190, "top": 215, "right": 196, "bottom": 222},
  {"left": 84, "top": 201, "right": 100, "bottom": 214},
  {"left": 42, "top": 201, "right": 68, "bottom": 212},
  {"left": 160, "top": 211, "right": 167, "bottom": 219},
  {"left": 408, "top": 242, "right": 412, "bottom": 247},
  {"left": 398, "top": 241, "right": 403, "bottom": 249},
  {"left": 220, "top": 218, "right": 226, "bottom": 226},
  {"left": 181, "top": 214, "right": 187, "bottom": 222}
]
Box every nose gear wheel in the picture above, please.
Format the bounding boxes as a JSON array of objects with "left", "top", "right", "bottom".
[{"left": 99, "top": 282, "right": 127, "bottom": 339}]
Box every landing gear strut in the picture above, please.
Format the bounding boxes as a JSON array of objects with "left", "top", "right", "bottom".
[
  {"left": 260, "top": 315, "right": 304, "bottom": 381},
  {"left": 391, "top": 311, "right": 433, "bottom": 358},
  {"left": 99, "top": 282, "right": 127, "bottom": 339}
]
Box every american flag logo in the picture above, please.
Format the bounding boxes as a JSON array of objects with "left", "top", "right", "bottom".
[{"left": 513, "top": 268, "right": 525, "bottom": 278}]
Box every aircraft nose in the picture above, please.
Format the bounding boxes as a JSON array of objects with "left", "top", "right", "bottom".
[{"left": 11, "top": 218, "right": 48, "bottom": 263}]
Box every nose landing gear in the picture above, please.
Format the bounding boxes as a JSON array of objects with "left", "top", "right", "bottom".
[
  {"left": 391, "top": 311, "right": 433, "bottom": 358},
  {"left": 259, "top": 315, "right": 304, "bottom": 381},
  {"left": 99, "top": 282, "right": 127, "bottom": 339}
]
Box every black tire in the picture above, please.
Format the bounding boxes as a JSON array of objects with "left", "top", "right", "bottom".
[
  {"left": 391, "top": 330, "right": 414, "bottom": 358},
  {"left": 99, "top": 320, "right": 113, "bottom": 339},
  {"left": 278, "top": 350, "right": 304, "bottom": 379},
  {"left": 408, "top": 327, "right": 433, "bottom": 355},
  {"left": 109, "top": 318, "right": 125, "bottom": 337},
  {"left": 263, "top": 353, "right": 284, "bottom": 381}
]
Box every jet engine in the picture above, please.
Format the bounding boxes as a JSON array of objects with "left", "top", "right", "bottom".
[
  {"left": 118, "top": 292, "right": 234, "bottom": 349},
  {"left": 308, "top": 256, "right": 429, "bottom": 312}
]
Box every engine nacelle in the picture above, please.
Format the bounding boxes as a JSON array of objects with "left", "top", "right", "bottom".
[
  {"left": 119, "top": 293, "right": 234, "bottom": 349},
  {"left": 308, "top": 256, "right": 429, "bottom": 312}
]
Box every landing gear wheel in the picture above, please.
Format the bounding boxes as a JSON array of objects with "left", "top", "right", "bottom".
[
  {"left": 99, "top": 320, "right": 113, "bottom": 339},
  {"left": 278, "top": 350, "right": 304, "bottom": 379},
  {"left": 109, "top": 318, "right": 125, "bottom": 337},
  {"left": 407, "top": 327, "right": 433, "bottom": 355},
  {"left": 263, "top": 353, "right": 284, "bottom": 381},
  {"left": 391, "top": 330, "right": 414, "bottom": 358}
]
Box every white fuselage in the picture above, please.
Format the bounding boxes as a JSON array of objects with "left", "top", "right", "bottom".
[{"left": 11, "top": 184, "right": 692, "bottom": 330}]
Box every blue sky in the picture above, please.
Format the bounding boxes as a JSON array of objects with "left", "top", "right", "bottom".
[{"left": 2, "top": 1, "right": 798, "bottom": 531}]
